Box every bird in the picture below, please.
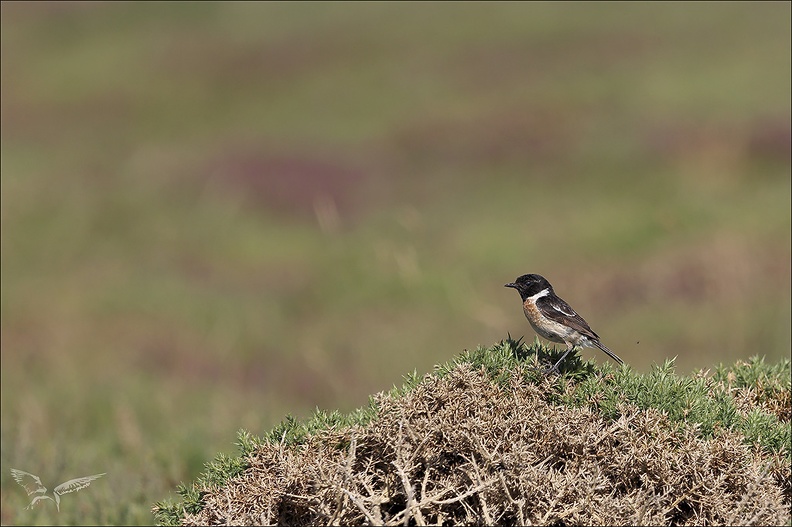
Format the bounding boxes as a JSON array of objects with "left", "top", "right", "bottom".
[
  {"left": 10, "top": 468, "right": 105, "bottom": 512},
  {"left": 505, "top": 273, "right": 623, "bottom": 373}
]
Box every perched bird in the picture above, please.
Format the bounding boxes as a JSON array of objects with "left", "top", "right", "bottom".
[
  {"left": 505, "top": 273, "right": 623, "bottom": 372},
  {"left": 10, "top": 468, "right": 105, "bottom": 512}
]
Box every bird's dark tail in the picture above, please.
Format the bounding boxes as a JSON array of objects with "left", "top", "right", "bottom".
[{"left": 593, "top": 340, "right": 624, "bottom": 365}]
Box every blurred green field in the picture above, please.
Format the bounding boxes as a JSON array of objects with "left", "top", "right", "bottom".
[{"left": 1, "top": 2, "right": 790, "bottom": 525}]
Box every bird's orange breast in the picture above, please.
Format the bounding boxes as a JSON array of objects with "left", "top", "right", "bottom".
[{"left": 522, "top": 298, "right": 570, "bottom": 344}]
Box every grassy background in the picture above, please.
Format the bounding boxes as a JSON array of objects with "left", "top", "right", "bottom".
[{"left": 1, "top": 2, "right": 789, "bottom": 525}]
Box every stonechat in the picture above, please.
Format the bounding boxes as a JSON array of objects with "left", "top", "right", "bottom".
[{"left": 505, "top": 273, "right": 624, "bottom": 372}]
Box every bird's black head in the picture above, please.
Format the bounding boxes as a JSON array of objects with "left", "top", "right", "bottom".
[{"left": 504, "top": 273, "right": 552, "bottom": 300}]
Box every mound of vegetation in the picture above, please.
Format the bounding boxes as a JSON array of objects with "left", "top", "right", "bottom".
[{"left": 153, "top": 340, "right": 791, "bottom": 526}]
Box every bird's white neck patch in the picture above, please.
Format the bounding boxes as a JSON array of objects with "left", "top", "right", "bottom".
[{"left": 527, "top": 288, "right": 550, "bottom": 302}]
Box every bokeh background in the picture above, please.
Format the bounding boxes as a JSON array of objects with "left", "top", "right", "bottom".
[{"left": 1, "top": 2, "right": 789, "bottom": 525}]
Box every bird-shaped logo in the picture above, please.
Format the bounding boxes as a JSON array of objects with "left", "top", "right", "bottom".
[{"left": 10, "top": 468, "right": 105, "bottom": 512}]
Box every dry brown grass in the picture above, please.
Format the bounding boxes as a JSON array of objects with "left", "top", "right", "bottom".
[{"left": 182, "top": 364, "right": 790, "bottom": 526}]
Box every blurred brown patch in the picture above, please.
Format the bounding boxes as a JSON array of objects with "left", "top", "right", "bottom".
[
  {"left": 391, "top": 110, "right": 578, "bottom": 168},
  {"left": 158, "top": 36, "right": 332, "bottom": 85},
  {"left": 155, "top": 23, "right": 373, "bottom": 87},
  {"left": 644, "top": 117, "right": 792, "bottom": 170},
  {"left": 206, "top": 149, "right": 370, "bottom": 222},
  {"left": 569, "top": 235, "right": 792, "bottom": 310},
  {"left": 747, "top": 117, "right": 792, "bottom": 163},
  {"left": 1, "top": 89, "right": 136, "bottom": 145},
  {"left": 447, "top": 33, "right": 650, "bottom": 94}
]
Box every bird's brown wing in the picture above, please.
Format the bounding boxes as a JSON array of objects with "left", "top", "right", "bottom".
[{"left": 536, "top": 294, "right": 600, "bottom": 340}]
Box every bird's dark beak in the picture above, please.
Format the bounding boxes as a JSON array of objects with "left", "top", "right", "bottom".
[{"left": 504, "top": 283, "right": 517, "bottom": 289}]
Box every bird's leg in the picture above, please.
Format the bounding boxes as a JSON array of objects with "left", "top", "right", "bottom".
[{"left": 544, "top": 343, "right": 576, "bottom": 375}]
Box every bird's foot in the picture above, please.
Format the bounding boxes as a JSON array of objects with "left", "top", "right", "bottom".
[{"left": 542, "top": 363, "right": 561, "bottom": 376}]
